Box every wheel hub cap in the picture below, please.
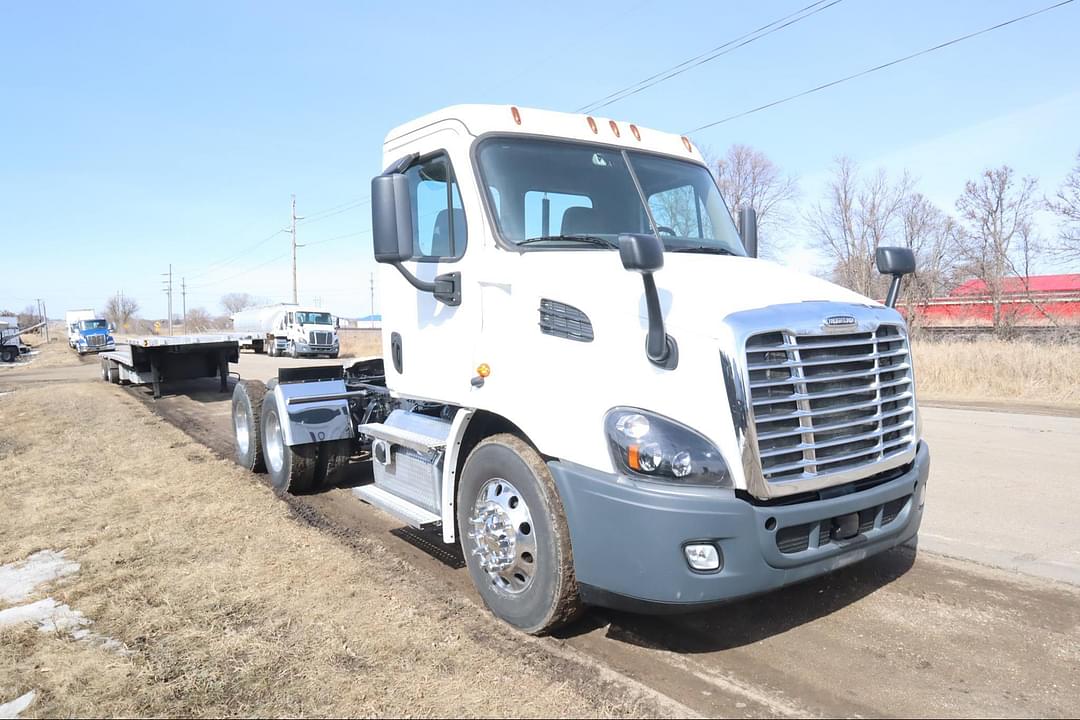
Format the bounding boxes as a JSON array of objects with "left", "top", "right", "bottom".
[
  {"left": 468, "top": 478, "right": 536, "bottom": 594},
  {"left": 234, "top": 404, "right": 250, "bottom": 455}
]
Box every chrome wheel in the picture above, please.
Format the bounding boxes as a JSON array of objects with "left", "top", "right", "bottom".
[
  {"left": 468, "top": 478, "right": 537, "bottom": 595},
  {"left": 234, "top": 403, "right": 250, "bottom": 456},
  {"left": 265, "top": 409, "right": 284, "bottom": 474}
]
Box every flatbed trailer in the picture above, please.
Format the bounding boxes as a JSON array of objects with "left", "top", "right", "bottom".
[{"left": 100, "top": 336, "right": 239, "bottom": 398}]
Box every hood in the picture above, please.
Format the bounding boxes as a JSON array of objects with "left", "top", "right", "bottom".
[
  {"left": 504, "top": 251, "right": 877, "bottom": 339},
  {"left": 81, "top": 327, "right": 110, "bottom": 336}
]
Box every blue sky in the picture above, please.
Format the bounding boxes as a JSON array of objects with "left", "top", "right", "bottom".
[{"left": 2, "top": 0, "right": 1078, "bottom": 318}]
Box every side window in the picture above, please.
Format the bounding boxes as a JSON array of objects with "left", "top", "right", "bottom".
[
  {"left": 649, "top": 184, "right": 704, "bottom": 238},
  {"left": 524, "top": 191, "right": 593, "bottom": 239},
  {"left": 404, "top": 152, "right": 467, "bottom": 261}
]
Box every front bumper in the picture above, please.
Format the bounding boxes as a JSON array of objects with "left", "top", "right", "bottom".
[
  {"left": 295, "top": 341, "right": 337, "bottom": 355},
  {"left": 550, "top": 441, "right": 929, "bottom": 610}
]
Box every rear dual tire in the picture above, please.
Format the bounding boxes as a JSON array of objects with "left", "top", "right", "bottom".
[{"left": 232, "top": 377, "right": 350, "bottom": 493}]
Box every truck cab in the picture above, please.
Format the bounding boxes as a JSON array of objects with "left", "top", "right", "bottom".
[
  {"left": 66, "top": 314, "right": 115, "bottom": 355},
  {"left": 232, "top": 105, "right": 928, "bottom": 634}
]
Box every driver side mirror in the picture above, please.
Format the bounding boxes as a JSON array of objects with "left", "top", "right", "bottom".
[
  {"left": 618, "top": 234, "right": 677, "bottom": 370},
  {"left": 371, "top": 174, "right": 414, "bottom": 263},
  {"left": 738, "top": 207, "right": 758, "bottom": 258}
]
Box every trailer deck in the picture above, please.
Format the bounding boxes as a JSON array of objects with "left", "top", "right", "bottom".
[{"left": 100, "top": 335, "right": 239, "bottom": 398}]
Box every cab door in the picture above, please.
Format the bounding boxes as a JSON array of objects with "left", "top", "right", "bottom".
[{"left": 379, "top": 133, "right": 480, "bottom": 404}]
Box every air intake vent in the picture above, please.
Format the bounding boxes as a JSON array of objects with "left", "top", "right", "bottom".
[{"left": 539, "top": 299, "right": 594, "bottom": 342}]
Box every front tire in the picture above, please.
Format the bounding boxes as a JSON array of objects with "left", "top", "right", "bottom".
[
  {"left": 260, "top": 393, "right": 317, "bottom": 494},
  {"left": 233, "top": 379, "right": 267, "bottom": 472},
  {"left": 289, "top": 342, "right": 299, "bottom": 359},
  {"left": 457, "top": 434, "right": 583, "bottom": 635}
]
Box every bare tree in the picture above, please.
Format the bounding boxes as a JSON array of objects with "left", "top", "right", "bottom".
[
  {"left": 955, "top": 166, "right": 1039, "bottom": 332},
  {"left": 221, "top": 292, "right": 256, "bottom": 315},
  {"left": 807, "top": 157, "right": 912, "bottom": 297},
  {"left": 17, "top": 304, "right": 39, "bottom": 328},
  {"left": 1047, "top": 149, "right": 1080, "bottom": 263},
  {"left": 104, "top": 294, "right": 139, "bottom": 331},
  {"left": 899, "top": 193, "right": 962, "bottom": 327},
  {"left": 185, "top": 307, "right": 213, "bottom": 331},
  {"left": 711, "top": 144, "right": 799, "bottom": 259}
]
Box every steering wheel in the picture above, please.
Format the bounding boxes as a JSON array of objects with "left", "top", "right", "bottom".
[{"left": 656, "top": 225, "right": 677, "bottom": 236}]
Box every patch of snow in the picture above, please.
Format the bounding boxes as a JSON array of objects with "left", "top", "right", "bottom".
[
  {"left": 0, "top": 550, "right": 80, "bottom": 604},
  {"left": 0, "top": 597, "right": 129, "bottom": 653},
  {"left": 0, "top": 690, "right": 36, "bottom": 719}
]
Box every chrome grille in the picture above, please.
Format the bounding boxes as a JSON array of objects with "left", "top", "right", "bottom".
[
  {"left": 87, "top": 334, "right": 107, "bottom": 347},
  {"left": 310, "top": 331, "right": 332, "bottom": 345},
  {"left": 745, "top": 324, "right": 916, "bottom": 484}
]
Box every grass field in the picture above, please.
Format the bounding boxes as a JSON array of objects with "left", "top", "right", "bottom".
[
  {"left": 0, "top": 373, "right": 659, "bottom": 717},
  {"left": 911, "top": 338, "right": 1080, "bottom": 410}
]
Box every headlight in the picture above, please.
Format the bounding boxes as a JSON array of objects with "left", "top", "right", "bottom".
[
  {"left": 604, "top": 407, "right": 730, "bottom": 487},
  {"left": 106, "top": 335, "right": 114, "bottom": 343}
]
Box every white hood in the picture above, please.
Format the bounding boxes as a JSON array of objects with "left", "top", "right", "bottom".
[{"left": 502, "top": 251, "right": 877, "bottom": 339}]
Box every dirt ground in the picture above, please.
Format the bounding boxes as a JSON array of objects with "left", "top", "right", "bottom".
[{"left": 0, "top": 372, "right": 665, "bottom": 717}]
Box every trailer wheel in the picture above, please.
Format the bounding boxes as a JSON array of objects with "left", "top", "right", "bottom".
[
  {"left": 457, "top": 434, "right": 583, "bottom": 635},
  {"left": 107, "top": 362, "right": 120, "bottom": 384},
  {"left": 100, "top": 357, "right": 110, "bottom": 379},
  {"left": 232, "top": 379, "right": 267, "bottom": 473},
  {"left": 2, "top": 347, "right": 17, "bottom": 363},
  {"left": 260, "top": 394, "right": 317, "bottom": 494}
]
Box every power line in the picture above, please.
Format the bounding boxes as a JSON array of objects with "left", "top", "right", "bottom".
[
  {"left": 186, "top": 251, "right": 291, "bottom": 290},
  {"left": 297, "top": 197, "right": 370, "bottom": 226},
  {"left": 685, "top": 0, "right": 1076, "bottom": 134},
  {"left": 575, "top": 0, "right": 844, "bottom": 114},
  {"left": 304, "top": 229, "right": 371, "bottom": 248},
  {"left": 182, "top": 226, "right": 287, "bottom": 280}
]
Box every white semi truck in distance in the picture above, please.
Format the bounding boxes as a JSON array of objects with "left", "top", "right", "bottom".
[
  {"left": 65, "top": 309, "right": 115, "bottom": 354},
  {"left": 228, "top": 105, "right": 929, "bottom": 634},
  {"left": 230, "top": 304, "right": 339, "bottom": 358}
]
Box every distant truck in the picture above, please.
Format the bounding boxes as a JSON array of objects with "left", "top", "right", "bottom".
[
  {"left": 65, "top": 309, "right": 115, "bottom": 354},
  {"left": 0, "top": 316, "right": 33, "bottom": 363},
  {"left": 230, "top": 304, "right": 339, "bottom": 358}
]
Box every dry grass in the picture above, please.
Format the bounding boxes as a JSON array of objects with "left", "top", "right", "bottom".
[
  {"left": 0, "top": 381, "right": 660, "bottom": 718},
  {"left": 911, "top": 339, "right": 1080, "bottom": 409},
  {"left": 338, "top": 328, "right": 383, "bottom": 359}
]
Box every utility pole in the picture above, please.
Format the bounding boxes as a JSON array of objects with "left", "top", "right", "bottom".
[
  {"left": 291, "top": 194, "right": 305, "bottom": 304},
  {"left": 162, "top": 264, "right": 173, "bottom": 335},
  {"left": 181, "top": 277, "right": 187, "bottom": 331},
  {"left": 34, "top": 298, "right": 49, "bottom": 342}
]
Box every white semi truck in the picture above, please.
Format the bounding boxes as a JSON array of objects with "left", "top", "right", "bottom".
[
  {"left": 231, "top": 304, "right": 339, "bottom": 358},
  {"left": 228, "top": 105, "right": 929, "bottom": 634}
]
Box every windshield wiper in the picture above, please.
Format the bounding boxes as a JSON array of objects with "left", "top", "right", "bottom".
[
  {"left": 517, "top": 234, "right": 618, "bottom": 249},
  {"left": 668, "top": 246, "right": 738, "bottom": 256}
]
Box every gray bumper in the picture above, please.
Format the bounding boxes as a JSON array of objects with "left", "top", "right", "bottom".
[{"left": 550, "top": 441, "right": 929, "bottom": 610}]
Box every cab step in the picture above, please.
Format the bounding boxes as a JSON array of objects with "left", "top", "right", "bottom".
[
  {"left": 353, "top": 484, "right": 441, "bottom": 528},
  {"left": 356, "top": 421, "right": 447, "bottom": 454}
]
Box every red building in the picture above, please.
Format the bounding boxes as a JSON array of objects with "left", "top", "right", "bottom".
[{"left": 913, "top": 274, "right": 1080, "bottom": 325}]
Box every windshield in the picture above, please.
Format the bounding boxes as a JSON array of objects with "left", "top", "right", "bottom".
[
  {"left": 476, "top": 137, "right": 745, "bottom": 254},
  {"left": 295, "top": 312, "right": 332, "bottom": 325},
  {"left": 80, "top": 319, "right": 108, "bottom": 330}
]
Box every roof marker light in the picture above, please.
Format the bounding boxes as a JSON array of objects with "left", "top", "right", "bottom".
[
  {"left": 587, "top": 116, "right": 598, "bottom": 134},
  {"left": 609, "top": 120, "right": 620, "bottom": 138},
  {"left": 681, "top": 135, "right": 693, "bottom": 153},
  {"left": 511, "top": 106, "right": 522, "bottom": 125},
  {"left": 630, "top": 124, "right": 641, "bottom": 141}
]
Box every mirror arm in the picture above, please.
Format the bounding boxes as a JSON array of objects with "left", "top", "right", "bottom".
[
  {"left": 641, "top": 273, "right": 678, "bottom": 369},
  {"left": 885, "top": 274, "right": 904, "bottom": 309},
  {"left": 390, "top": 262, "right": 461, "bottom": 307}
]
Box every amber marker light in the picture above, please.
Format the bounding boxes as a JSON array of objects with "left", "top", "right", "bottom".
[
  {"left": 630, "top": 124, "right": 641, "bottom": 141},
  {"left": 477, "top": 363, "right": 491, "bottom": 378},
  {"left": 510, "top": 106, "right": 522, "bottom": 125},
  {"left": 586, "top": 116, "right": 598, "bottom": 134},
  {"left": 681, "top": 135, "right": 693, "bottom": 153},
  {"left": 627, "top": 444, "right": 640, "bottom": 471},
  {"left": 609, "top": 120, "right": 620, "bottom": 138}
]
